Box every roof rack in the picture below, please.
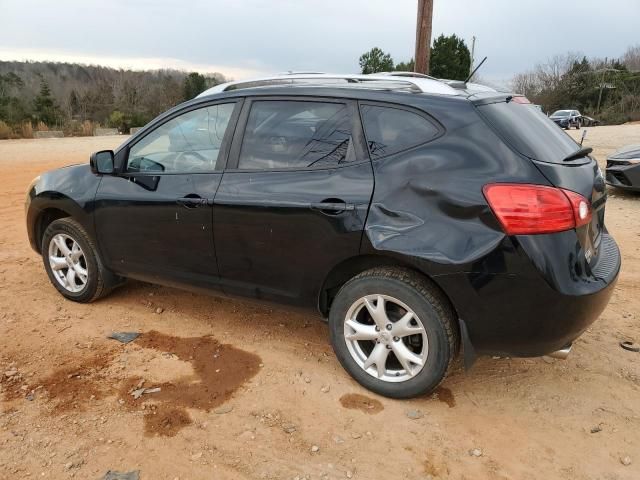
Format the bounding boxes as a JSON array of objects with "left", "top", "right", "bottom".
[
  {"left": 197, "top": 73, "right": 461, "bottom": 98},
  {"left": 373, "top": 71, "right": 439, "bottom": 80}
]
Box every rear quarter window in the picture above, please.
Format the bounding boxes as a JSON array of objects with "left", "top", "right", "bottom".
[
  {"left": 477, "top": 101, "right": 580, "bottom": 164},
  {"left": 360, "top": 104, "right": 440, "bottom": 160}
]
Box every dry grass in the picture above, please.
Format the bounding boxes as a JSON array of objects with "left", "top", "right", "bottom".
[
  {"left": 20, "top": 122, "right": 33, "bottom": 139},
  {"left": 0, "top": 121, "right": 12, "bottom": 140}
]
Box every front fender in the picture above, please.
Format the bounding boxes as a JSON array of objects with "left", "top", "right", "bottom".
[{"left": 26, "top": 164, "right": 101, "bottom": 253}]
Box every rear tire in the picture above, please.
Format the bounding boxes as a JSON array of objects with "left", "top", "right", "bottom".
[
  {"left": 328, "top": 267, "right": 459, "bottom": 398},
  {"left": 42, "top": 218, "right": 112, "bottom": 303}
]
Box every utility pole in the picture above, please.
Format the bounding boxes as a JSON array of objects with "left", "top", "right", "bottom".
[
  {"left": 469, "top": 36, "right": 476, "bottom": 77},
  {"left": 414, "top": 0, "right": 434, "bottom": 74},
  {"left": 596, "top": 58, "right": 608, "bottom": 114}
]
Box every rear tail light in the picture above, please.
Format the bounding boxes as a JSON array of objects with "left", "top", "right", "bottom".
[
  {"left": 483, "top": 183, "right": 592, "bottom": 235},
  {"left": 511, "top": 96, "right": 531, "bottom": 104}
]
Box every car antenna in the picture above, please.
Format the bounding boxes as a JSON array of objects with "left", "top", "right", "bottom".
[{"left": 465, "top": 56, "right": 487, "bottom": 83}]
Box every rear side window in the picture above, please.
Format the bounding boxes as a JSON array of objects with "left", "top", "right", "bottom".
[
  {"left": 477, "top": 101, "right": 580, "bottom": 164},
  {"left": 238, "top": 100, "right": 355, "bottom": 170},
  {"left": 360, "top": 105, "right": 440, "bottom": 160}
]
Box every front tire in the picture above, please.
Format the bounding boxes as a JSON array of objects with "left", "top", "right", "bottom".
[
  {"left": 42, "top": 218, "right": 111, "bottom": 303},
  {"left": 328, "top": 268, "right": 459, "bottom": 399}
]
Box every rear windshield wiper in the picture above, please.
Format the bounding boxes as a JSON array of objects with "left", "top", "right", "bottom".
[{"left": 563, "top": 147, "right": 593, "bottom": 162}]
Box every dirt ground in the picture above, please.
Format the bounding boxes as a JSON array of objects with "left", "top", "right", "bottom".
[{"left": 0, "top": 127, "right": 639, "bottom": 480}]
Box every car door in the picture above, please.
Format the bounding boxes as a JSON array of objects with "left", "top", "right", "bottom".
[
  {"left": 94, "top": 100, "right": 241, "bottom": 289},
  {"left": 212, "top": 97, "right": 374, "bottom": 305}
]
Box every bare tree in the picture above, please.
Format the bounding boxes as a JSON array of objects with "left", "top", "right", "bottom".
[
  {"left": 534, "top": 52, "right": 582, "bottom": 90},
  {"left": 510, "top": 71, "right": 540, "bottom": 97},
  {"left": 622, "top": 44, "right": 640, "bottom": 72}
]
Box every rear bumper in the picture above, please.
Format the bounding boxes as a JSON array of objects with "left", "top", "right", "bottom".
[{"left": 436, "top": 233, "right": 620, "bottom": 357}]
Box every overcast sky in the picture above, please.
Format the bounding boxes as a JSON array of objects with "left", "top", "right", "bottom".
[{"left": 1, "top": 0, "right": 638, "bottom": 84}]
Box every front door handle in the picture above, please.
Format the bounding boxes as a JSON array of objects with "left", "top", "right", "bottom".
[
  {"left": 309, "top": 199, "right": 355, "bottom": 215},
  {"left": 177, "top": 195, "right": 211, "bottom": 208}
]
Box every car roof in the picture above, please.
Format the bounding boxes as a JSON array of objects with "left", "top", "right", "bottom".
[
  {"left": 189, "top": 85, "right": 497, "bottom": 109},
  {"left": 196, "top": 73, "right": 504, "bottom": 100}
]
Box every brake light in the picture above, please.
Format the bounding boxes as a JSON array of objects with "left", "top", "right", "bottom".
[
  {"left": 483, "top": 183, "right": 592, "bottom": 235},
  {"left": 511, "top": 96, "right": 531, "bottom": 104}
]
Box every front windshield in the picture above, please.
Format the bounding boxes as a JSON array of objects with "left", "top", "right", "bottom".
[{"left": 551, "top": 110, "right": 571, "bottom": 117}]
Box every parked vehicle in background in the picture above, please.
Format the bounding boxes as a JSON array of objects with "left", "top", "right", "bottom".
[
  {"left": 550, "top": 109, "right": 582, "bottom": 129},
  {"left": 606, "top": 144, "right": 640, "bottom": 192},
  {"left": 25, "top": 74, "right": 620, "bottom": 399}
]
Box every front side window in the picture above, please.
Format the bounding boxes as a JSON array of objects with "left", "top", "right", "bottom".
[
  {"left": 127, "top": 103, "right": 236, "bottom": 173},
  {"left": 237, "top": 100, "right": 355, "bottom": 170},
  {"left": 360, "top": 104, "right": 440, "bottom": 160}
]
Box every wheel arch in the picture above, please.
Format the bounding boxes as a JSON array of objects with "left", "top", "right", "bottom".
[
  {"left": 33, "top": 207, "right": 71, "bottom": 254},
  {"left": 318, "top": 254, "right": 459, "bottom": 320},
  {"left": 28, "top": 191, "right": 96, "bottom": 255}
]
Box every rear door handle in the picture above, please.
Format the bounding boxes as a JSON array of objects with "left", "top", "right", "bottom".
[{"left": 309, "top": 200, "right": 355, "bottom": 214}]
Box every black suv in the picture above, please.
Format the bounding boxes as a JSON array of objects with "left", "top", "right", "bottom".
[{"left": 25, "top": 75, "right": 620, "bottom": 398}]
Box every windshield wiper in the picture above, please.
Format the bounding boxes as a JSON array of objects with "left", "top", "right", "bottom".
[{"left": 563, "top": 147, "right": 592, "bottom": 162}]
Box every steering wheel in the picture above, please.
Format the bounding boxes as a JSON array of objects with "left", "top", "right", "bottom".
[
  {"left": 176, "top": 151, "right": 210, "bottom": 172},
  {"left": 268, "top": 136, "right": 289, "bottom": 153}
]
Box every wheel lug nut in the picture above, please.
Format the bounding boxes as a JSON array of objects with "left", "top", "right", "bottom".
[
  {"left": 375, "top": 326, "right": 380, "bottom": 332},
  {"left": 386, "top": 345, "right": 391, "bottom": 349},
  {"left": 393, "top": 336, "right": 399, "bottom": 342},
  {"left": 385, "top": 324, "right": 392, "bottom": 331}
]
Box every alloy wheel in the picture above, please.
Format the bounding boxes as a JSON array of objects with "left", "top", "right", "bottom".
[
  {"left": 343, "top": 294, "right": 428, "bottom": 382},
  {"left": 48, "top": 233, "right": 89, "bottom": 293}
]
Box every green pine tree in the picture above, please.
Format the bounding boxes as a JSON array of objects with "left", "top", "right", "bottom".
[
  {"left": 33, "top": 76, "right": 60, "bottom": 126},
  {"left": 359, "top": 47, "right": 394, "bottom": 74},
  {"left": 430, "top": 34, "right": 472, "bottom": 81},
  {"left": 183, "top": 72, "right": 207, "bottom": 100}
]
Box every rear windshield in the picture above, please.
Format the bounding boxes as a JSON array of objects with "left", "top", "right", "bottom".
[{"left": 477, "top": 101, "right": 581, "bottom": 164}]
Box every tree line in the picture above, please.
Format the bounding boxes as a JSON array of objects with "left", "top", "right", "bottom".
[
  {"left": 359, "top": 34, "right": 471, "bottom": 80},
  {"left": 510, "top": 45, "right": 640, "bottom": 124},
  {"left": 0, "top": 61, "right": 226, "bottom": 139},
  {"left": 359, "top": 37, "right": 640, "bottom": 125},
  {"left": 3, "top": 41, "right": 638, "bottom": 139}
]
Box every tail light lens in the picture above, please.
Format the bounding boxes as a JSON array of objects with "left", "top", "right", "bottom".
[{"left": 483, "top": 183, "right": 592, "bottom": 235}]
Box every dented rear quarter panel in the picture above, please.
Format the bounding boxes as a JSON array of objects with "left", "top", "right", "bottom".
[{"left": 362, "top": 96, "right": 550, "bottom": 272}]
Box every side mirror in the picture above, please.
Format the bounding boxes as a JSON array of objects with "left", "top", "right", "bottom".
[
  {"left": 90, "top": 150, "right": 115, "bottom": 174},
  {"left": 580, "top": 130, "right": 588, "bottom": 146}
]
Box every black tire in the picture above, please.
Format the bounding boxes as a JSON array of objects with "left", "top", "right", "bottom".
[
  {"left": 42, "top": 218, "right": 112, "bottom": 303},
  {"left": 328, "top": 267, "right": 459, "bottom": 399}
]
